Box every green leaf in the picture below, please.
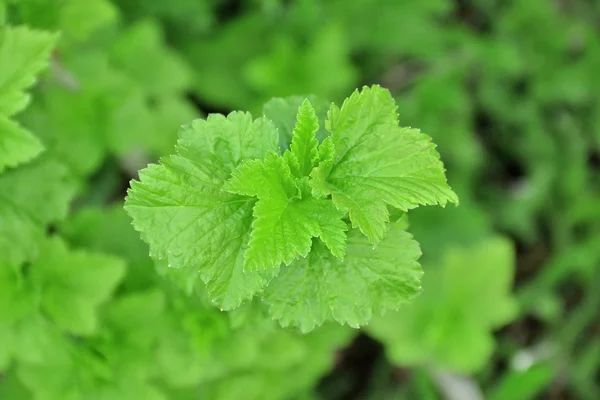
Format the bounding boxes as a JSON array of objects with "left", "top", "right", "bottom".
[
  {"left": 0, "top": 25, "right": 55, "bottom": 172},
  {"left": 0, "top": 158, "right": 75, "bottom": 265},
  {"left": 244, "top": 23, "right": 356, "bottom": 105},
  {"left": 0, "top": 116, "right": 44, "bottom": 173},
  {"left": 313, "top": 85, "right": 459, "bottom": 242},
  {"left": 367, "top": 237, "right": 518, "bottom": 373},
  {"left": 60, "top": 0, "right": 117, "bottom": 40},
  {"left": 283, "top": 99, "right": 320, "bottom": 177},
  {"left": 0, "top": 324, "right": 13, "bottom": 369},
  {"left": 105, "top": 289, "right": 167, "bottom": 348},
  {"left": 0, "top": 25, "right": 56, "bottom": 117},
  {"left": 12, "top": 314, "right": 72, "bottom": 365},
  {"left": 264, "top": 220, "right": 423, "bottom": 332},
  {"left": 310, "top": 136, "right": 335, "bottom": 198},
  {"left": 224, "top": 153, "right": 347, "bottom": 270},
  {"left": 262, "top": 94, "right": 330, "bottom": 151},
  {"left": 110, "top": 20, "right": 192, "bottom": 95},
  {"left": 32, "top": 237, "right": 125, "bottom": 335},
  {"left": 22, "top": 85, "right": 106, "bottom": 176},
  {"left": 59, "top": 205, "right": 157, "bottom": 290},
  {"left": 125, "top": 112, "right": 279, "bottom": 310},
  {"left": 223, "top": 152, "right": 299, "bottom": 200}
]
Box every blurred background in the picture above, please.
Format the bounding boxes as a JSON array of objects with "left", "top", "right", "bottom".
[{"left": 1, "top": 0, "right": 600, "bottom": 399}]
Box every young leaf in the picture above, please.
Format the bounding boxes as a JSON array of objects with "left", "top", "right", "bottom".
[
  {"left": 310, "top": 136, "right": 335, "bottom": 198},
  {"left": 224, "top": 153, "right": 347, "bottom": 270},
  {"left": 125, "top": 112, "right": 280, "bottom": 310},
  {"left": 284, "top": 99, "right": 320, "bottom": 177},
  {"left": 312, "top": 85, "right": 459, "bottom": 243},
  {"left": 0, "top": 116, "right": 44, "bottom": 173},
  {"left": 264, "top": 220, "right": 423, "bottom": 332},
  {"left": 0, "top": 26, "right": 57, "bottom": 116},
  {"left": 262, "top": 95, "right": 330, "bottom": 151}
]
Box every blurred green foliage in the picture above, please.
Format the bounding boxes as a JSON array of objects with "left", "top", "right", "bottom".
[{"left": 1, "top": 0, "right": 599, "bottom": 399}]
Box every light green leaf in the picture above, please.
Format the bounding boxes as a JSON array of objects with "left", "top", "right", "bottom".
[
  {"left": 0, "top": 116, "right": 44, "bottom": 173},
  {"left": 264, "top": 220, "right": 423, "bottom": 332},
  {"left": 32, "top": 237, "right": 125, "bottom": 335},
  {"left": 0, "top": 158, "right": 75, "bottom": 265},
  {"left": 60, "top": 0, "right": 117, "bottom": 40},
  {"left": 310, "top": 136, "right": 335, "bottom": 198},
  {"left": 313, "top": 85, "right": 458, "bottom": 242},
  {"left": 367, "top": 237, "right": 518, "bottom": 373},
  {"left": 110, "top": 20, "right": 191, "bottom": 95},
  {"left": 22, "top": 86, "right": 106, "bottom": 176},
  {"left": 0, "top": 25, "right": 56, "bottom": 117},
  {"left": 223, "top": 152, "right": 298, "bottom": 200},
  {"left": 0, "top": 25, "right": 55, "bottom": 172},
  {"left": 58, "top": 205, "right": 157, "bottom": 290},
  {"left": 224, "top": 153, "right": 347, "bottom": 270},
  {"left": 12, "top": 315, "right": 72, "bottom": 366},
  {"left": 125, "top": 112, "right": 279, "bottom": 310},
  {"left": 262, "top": 95, "right": 331, "bottom": 151},
  {"left": 284, "top": 99, "right": 320, "bottom": 177}
]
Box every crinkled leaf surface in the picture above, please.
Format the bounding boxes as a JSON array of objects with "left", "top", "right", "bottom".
[
  {"left": 264, "top": 220, "right": 423, "bottom": 332},
  {"left": 283, "top": 99, "right": 320, "bottom": 178},
  {"left": 311, "top": 85, "right": 458, "bottom": 242},
  {"left": 126, "top": 85, "right": 456, "bottom": 321},
  {"left": 224, "top": 153, "right": 347, "bottom": 271},
  {"left": 125, "top": 112, "right": 280, "bottom": 310}
]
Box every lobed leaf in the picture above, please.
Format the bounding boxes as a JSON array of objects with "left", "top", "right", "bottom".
[
  {"left": 265, "top": 220, "right": 423, "bottom": 332},
  {"left": 0, "top": 116, "right": 43, "bottom": 174},
  {"left": 0, "top": 26, "right": 57, "bottom": 117},
  {"left": 224, "top": 153, "right": 347, "bottom": 270},
  {"left": 125, "top": 112, "right": 280, "bottom": 310},
  {"left": 312, "top": 85, "right": 459, "bottom": 242},
  {"left": 284, "top": 99, "right": 320, "bottom": 178}
]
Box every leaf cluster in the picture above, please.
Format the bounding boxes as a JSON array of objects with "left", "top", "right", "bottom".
[{"left": 125, "top": 85, "right": 458, "bottom": 332}]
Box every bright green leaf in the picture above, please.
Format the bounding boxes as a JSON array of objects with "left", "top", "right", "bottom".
[
  {"left": 262, "top": 94, "right": 330, "bottom": 151},
  {"left": 125, "top": 112, "right": 279, "bottom": 310},
  {"left": 0, "top": 116, "right": 43, "bottom": 173},
  {"left": 284, "top": 99, "right": 320, "bottom": 177},
  {"left": 224, "top": 153, "right": 347, "bottom": 270},
  {"left": 313, "top": 85, "right": 458, "bottom": 242},
  {"left": 0, "top": 25, "right": 56, "bottom": 117},
  {"left": 264, "top": 220, "right": 423, "bottom": 332}
]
